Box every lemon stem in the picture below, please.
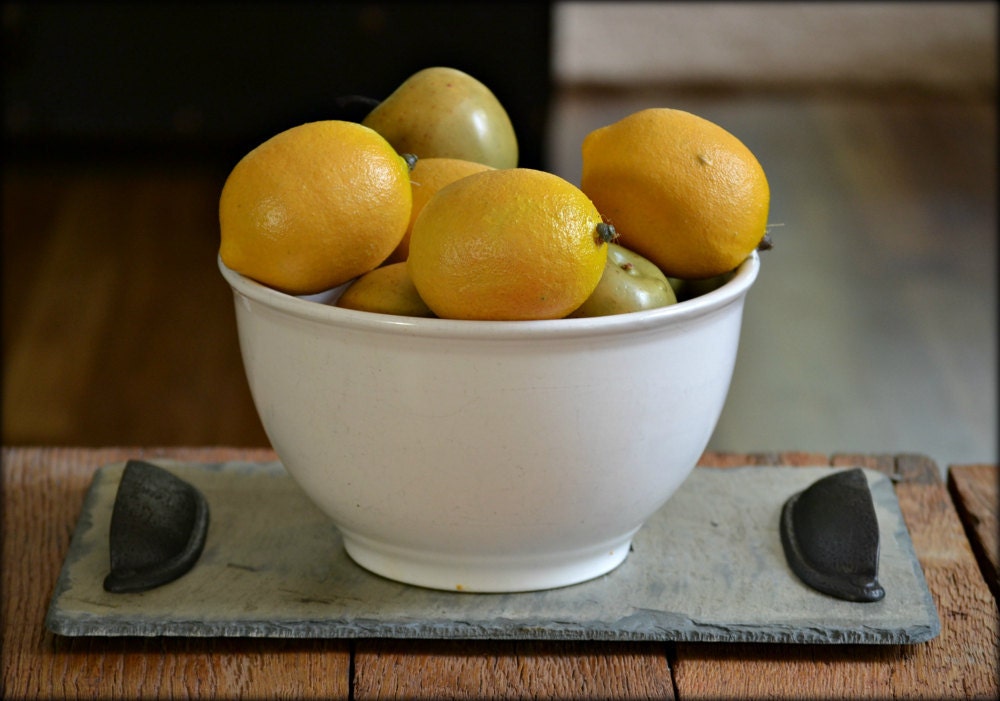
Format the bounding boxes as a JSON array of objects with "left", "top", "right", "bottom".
[
  {"left": 596, "top": 222, "right": 617, "bottom": 244},
  {"left": 402, "top": 153, "right": 418, "bottom": 171}
]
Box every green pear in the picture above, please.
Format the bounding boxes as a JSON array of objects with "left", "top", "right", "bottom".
[
  {"left": 568, "top": 244, "right": 677, "bottom": 317},
  {"left": 363, "top": 67, "right": 518, "bottom": 169}
]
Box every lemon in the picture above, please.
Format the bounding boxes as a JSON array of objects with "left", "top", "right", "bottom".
[
  {"left": 335, "top": 262, "right": 434, "bottom": 317},
  {"left": 408, "top": 168, "right": 612, "bottom": 320},
  {"left": 581, "top": 108, "right": 770, "bottom": 279},
  {"left": 219, "top": 120, "right": 412, "bottom": 295},
  {"left": 384, "top": 156, "right": 493, "bottom": 265}
]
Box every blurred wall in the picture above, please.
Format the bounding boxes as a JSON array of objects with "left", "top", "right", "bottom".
[
  {"left": 553, "top": 2, "right": 996, "bottom": 93},
  {"left": 6, "top": 2, "right": 994, "bottom": 171},
  {"left": 2, "top": 2, "right": 553, "bottom": 167}
]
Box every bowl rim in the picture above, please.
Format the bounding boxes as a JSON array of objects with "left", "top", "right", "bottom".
[{"left": 218, "top": 250, "right": 759, "bottom": 340}]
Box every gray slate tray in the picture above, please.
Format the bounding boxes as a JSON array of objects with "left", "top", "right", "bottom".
[{"left": 46, "top": 461, "right": 940, "bottom": 644}]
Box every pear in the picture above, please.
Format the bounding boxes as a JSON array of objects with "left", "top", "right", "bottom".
[
  {"left": 568, "top": 244, "right": 677, "bottom": 317},
  {"left": 363, "top": 67, "right": 518, "bottom": 169}
]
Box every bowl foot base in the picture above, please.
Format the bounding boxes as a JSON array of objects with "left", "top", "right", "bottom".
[{"left": 340, "top": 531, "right": 636, "bottom": 593}]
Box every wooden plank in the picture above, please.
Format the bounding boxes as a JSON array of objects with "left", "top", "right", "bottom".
[
  {"left": 1, "top": 165, "right": 270, "bottom": 447},
  {"left": 697, "top": 450, "right": 830, "bottom": 469},
  {"left": 6, "top": 448, "right": 996, "bottom": 699},
  {"left": 348, "top": 451, "right": 816, "bottom": 700},
  {"left": 1, "top": 446, "right": 351, "bottom": 701},
  {"left": 670, "top": 453, "right": 1000, "bottom": 700},
  {"left": 947, "top": 464, "right": 999, "bottom": 602},
  {"left": 353, "top": 640, "right": 674, "bottom": 701}
]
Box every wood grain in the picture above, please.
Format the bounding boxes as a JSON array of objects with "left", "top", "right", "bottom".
[
  {"left": 670, "top": 453, "right": 1000, "bottom": 700},
  {"left": 353, "top": 639, "right": 674, "bottom": 701},
  {"left": 1, "top": 446, "right": 351, "bottom": 701},
  {"left": 4, "top": 447, "right": 997, "bottom": 700},
  {"left": 1, "top": 165, "right": 270, "bottom": 447},
  {"left": 948, "top": 464, "right": 999, "bottom": 602}
]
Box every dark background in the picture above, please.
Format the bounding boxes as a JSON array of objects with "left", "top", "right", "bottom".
[{"left": 3, "top": 2, "right": 553, "bottom": 168}]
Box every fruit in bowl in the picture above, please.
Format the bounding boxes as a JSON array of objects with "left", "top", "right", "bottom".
[
  {"left": 218, "top": 120, "right": 412, "bottom": 296},
  {"left": 406, "top": 167, "right": 615, "bottom": 321},
  {"left": 567, "top": 243, "right": 677, "bottom": 318},
  {"left": 362, "top": 66, "right": 519, "bottom": 170},
  {"left": 217, "top": 68, "right": 770, "bottom": 591},
  {"left": 581, "top": 107, "right": 770, "bottom": 280},
  {"left": 383, "top": 156, "right": 494, "bottom": 265}
]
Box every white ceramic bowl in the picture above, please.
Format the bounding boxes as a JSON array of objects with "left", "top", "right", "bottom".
[{"left": 219, "top": 251, "right": 759, "bottom": 592}]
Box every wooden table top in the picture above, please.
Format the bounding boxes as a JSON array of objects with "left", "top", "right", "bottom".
[{"left": 3, "top": 447, "right": 997, "bottom": 700}]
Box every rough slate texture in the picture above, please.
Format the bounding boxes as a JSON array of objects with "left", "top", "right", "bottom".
[{"left": 46, "top": 461, "right": 939, "bottom": 644}]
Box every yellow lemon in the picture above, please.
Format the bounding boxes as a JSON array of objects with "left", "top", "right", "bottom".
[
  {"left": 408, "top": 168, "right": 612, "bottom": 320},
  {"left": 335, "top": 262, "right": 435, "bottom": 317},
  {"left": 581, "top": 108, "right": 770, "bottom": 279},
  {"left": 219, "top": 120, "right": 412, "bottom": 295},
  {"left": 384, "top": 156, "right": 494, "bottom": 264}
]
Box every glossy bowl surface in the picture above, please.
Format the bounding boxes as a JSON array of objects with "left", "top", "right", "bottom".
[{"left": 219, "top": 252, "right": 759, "bottom": 592}]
